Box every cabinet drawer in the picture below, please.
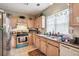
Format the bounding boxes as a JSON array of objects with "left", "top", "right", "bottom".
[
  {"left": 47, "top": 43, "right": 59, "bottom": 56},
  {"left": 47, "top": 39, "right": 59, "bottom": 47},
  {"left": 39, "top": 37, "right": 47, "bottom": 42}
]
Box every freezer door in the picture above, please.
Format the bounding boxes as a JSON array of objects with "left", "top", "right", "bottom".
[
  {"left": 0, "top": 13, "right": 2, "bottom": 26},
  {"left": 0, "top": 12, "right": 3, "bottom": 56},
  {"left": 0, "top": 29, "right": 2, "bottom": 56}
]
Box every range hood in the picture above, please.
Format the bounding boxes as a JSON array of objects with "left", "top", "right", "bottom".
[{"left": 12, "top": 24, "right": 29, "bottom": 32}]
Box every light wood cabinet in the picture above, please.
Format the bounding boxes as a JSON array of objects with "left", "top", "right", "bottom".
[
  {"left": 34, "top": 16, "right": 42, "bottom": 28},
  {"left": 32, "top": 33, "right": 36, "bottom": 46},
  {"left": 28, "top": 32, "right": 36, "bottom": 45},
  {"left": 27, "top": 19, "right": 35, "bottom": 28},
  {"left": 47, "top": 43, "right": 59, "bottom": 56},
  {"left": 34, "top": 35, "right": 59, "bottom": 56},
  {"left": 60, "top": 44, "right": 79, "bottom": 56},
  {"left": 69, "top": 3, "right": 79, "bottom": 26},
  {"left": 47, "top": 39, "right": 59, "bottom": 47},
  {"left": 11, "top": 35, "right": 16, "bottom": 48},
  {"left": 35, "top": 36, "right": 41, "bottom": 49},
  {"left": 28, "top": 33, "right": 33, "bottom": 45},
  {"left": 10, "top": 16, "right": 18, "bottom": 28},
  {"left": 40, "top": 39, "right": 47, "bottom": 55}
]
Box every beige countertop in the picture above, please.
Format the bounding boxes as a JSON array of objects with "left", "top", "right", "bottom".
[{"left": 36, "top": 34, "right": 79, "bottom": 49}]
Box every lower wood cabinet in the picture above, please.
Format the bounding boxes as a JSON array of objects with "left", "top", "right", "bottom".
[
  {"left": 33, "top": 34, "right": 36, "bottom": 46},
  {"left": 60, "top": 44, "right": 79, "bottom": 56},
  {"left": 28, "top": 33, "right": 33, "bottom": 45},
  {"left": 40, "top": 39, "right": 47, "bottom": 55},
  {"left": 35, "top": 36, "right": 40, "bottom": 49},
  {"left": 33, "top": 35, "right": 59, "bottom": 56},
  {"left": 32, "top": 34, "right": 79, "bottom": 56},
  {"left": 47, "top": 43, "right": 59, "bottom": 56}
]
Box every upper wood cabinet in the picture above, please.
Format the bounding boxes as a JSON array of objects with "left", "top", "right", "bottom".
[
  {"left": 10, "top": 16, "right": 18, "bottom": 28},
  {"left": 69, "top": 3, "right": 79, "bottom": 26},
  {"left": 34, "top": 16, "right": 45, "bottom": 28},
  {"left": 27, "top": 19, "right": 35, "bottom": 28},
  {"left": 35, "top": 16, "right": 42, "bottom": 28}
]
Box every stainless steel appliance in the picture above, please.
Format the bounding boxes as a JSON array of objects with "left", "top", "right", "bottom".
[
  {"left": 0, "top": 12, "right": 3, "bottom": 56},
  {"left": 74, "top": 37, "right": 79, "bottom": 44},
  {"left": 0, "top": 11, "right": 9, "bottom": 56}
]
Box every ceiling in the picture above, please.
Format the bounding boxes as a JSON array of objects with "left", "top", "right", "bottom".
[
  {"left": 0, "top": 3, "right": 52, "bottom": 16},
  {"left": 43, "top": 3, "right": 68, "bottom": 16}
]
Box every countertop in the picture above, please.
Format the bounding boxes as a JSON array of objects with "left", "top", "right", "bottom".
[{"left": 36, "top": 34, "right": 79, "bottom": 49}]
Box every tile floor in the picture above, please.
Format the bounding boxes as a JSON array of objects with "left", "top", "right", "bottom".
[{"left": 8, "top": 45, "right": 37, "bottom": 56}]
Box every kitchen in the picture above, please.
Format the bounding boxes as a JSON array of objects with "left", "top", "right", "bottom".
[{"left": 0, "top": 3, "right": 79, "bottom": 56}]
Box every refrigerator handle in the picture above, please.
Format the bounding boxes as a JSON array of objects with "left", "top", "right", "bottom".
[{"left": 0, "top": 26, "right": 4, "bottom": 30}]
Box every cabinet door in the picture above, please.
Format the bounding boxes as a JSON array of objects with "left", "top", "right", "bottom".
[
  {"left": 60, "top": 44, "right": 71, "bottom": 56},
  {"left": 34, "top": 18, "right": 39, "bottom": 28},
  {"left": 28, "top": 34, "right": 33, "bottom": 45},
  {"left": 47, "top": 43, "right": 59, "bottom": 56},
  {"left": 35, "top": 36, "right": 40, "bottom": 49},
  {"left": 27, "top": 19, "right": 34, "bottom": 28},
  {"left": 60, "top": 44, "right": 79, "bottom": 56},
  {"left": 70, "top": 4, "right": 79, "bottom": 26},
  {"left": 35, "top": 16, "right": 42, "bottom": 28},
  {"left": 10, "top": 16, "right": 18, "bottom": 28},
  {"left": 69, "top": 3, "right": 73, "bottom": 26},
  {"left": 32, "top": 34, "right": 36, "bottom": 46},
  {"left": 38, "top": 17, "right": 42, "bottom": 28},
  {"left": 40, "top": 40, "right": 47, "bottom": 55},
  {"left": 71, "top": 49, "right": 79, "bottom": 56},
  {"left": 0, "top": 30, "right": 2, "bottom": 56},
  {"left": 73, "top": 4, "right": 79, "bottom": 25}
]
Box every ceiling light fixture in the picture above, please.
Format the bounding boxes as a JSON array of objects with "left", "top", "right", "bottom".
[
  {"left": 49, "top": 3, "right": 53, "bottom": 5},
  {"left": 37, "top": 3, "right": 40, "bottom": 6},
  {"left": 24, "top": 3, "right": 29, "bottom": 5}
]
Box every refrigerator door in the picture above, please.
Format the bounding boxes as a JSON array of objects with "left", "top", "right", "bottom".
[
  {"left": 0, "top": 29, "right": 2, "bottom": 56},
  {"left": 3, "top": 13, "right": 10, "bottom": 56},
  {"left": 0, "top": 12, "right": 3, "bottom": 56}
]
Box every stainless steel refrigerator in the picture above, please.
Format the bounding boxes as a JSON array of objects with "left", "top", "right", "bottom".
[
  {"left": 0, "top": 11, "right": 3, "bottom": 56},
  {"left": 0, "top": 11, "right": 9, "bottom": 56}
]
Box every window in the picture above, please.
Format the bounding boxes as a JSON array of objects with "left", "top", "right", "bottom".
[
  {"left": 46, "top": 9, "right": 69, "bottom": 34},
  {"left": 46, "top": 15, "right": 55, "bottom": 33}
]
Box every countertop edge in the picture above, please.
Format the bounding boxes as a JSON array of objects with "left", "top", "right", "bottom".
[{"left": 36, "top": 34, "right": 79, "bottom": 49}]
